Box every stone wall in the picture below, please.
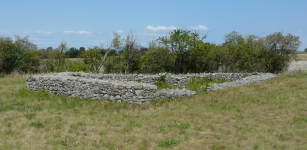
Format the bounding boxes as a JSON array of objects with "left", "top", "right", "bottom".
[
  {"left": 63, "top": 72, "right": 261, "bottom": 86},
  {"left": 26, "top": 73, "right": 161, "bottom": 105},
  {"left": 26, "top": 72, "right": 263, "bottom": 104}
]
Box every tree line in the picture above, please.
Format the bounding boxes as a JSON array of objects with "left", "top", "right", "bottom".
[{"left": 0, "top": 29, "right": 302, "bottom": 75}]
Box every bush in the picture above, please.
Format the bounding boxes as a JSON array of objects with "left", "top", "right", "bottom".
[{"left": 67, "top": 61, "right": 91, "bottom": 73}]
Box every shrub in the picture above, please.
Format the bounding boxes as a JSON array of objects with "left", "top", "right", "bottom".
[{"left": 67, "top": 61, "right": 91, "bottom": 73}]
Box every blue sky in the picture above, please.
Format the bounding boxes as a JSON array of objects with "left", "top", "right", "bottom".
[{"left": 0, "top": 0, "right": 306, "bottom": 51}]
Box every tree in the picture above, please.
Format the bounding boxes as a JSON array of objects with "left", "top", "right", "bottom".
[
  {"left": 158, "top": 29, "right": 207, "bottom": 73},
  {"left": 46, "top": 47, "right": 53, "bottom": 51},
  {"left": 0, "top": 36, "right": 39, "bottom": 74},
  {"left": 222, "top": 31, "right": 245, "bottom": 72},
  {"left": 142, "top": 39, "right": 173, "bottom": 73},
  {"left": 304, "top": 48, "right": 307, "bottom": 52},
  {"left": 96, "top": 32, "right": 122, "bottom": 73},
  {"left": 140, "top": 47, "right": 148, "bottom": 54},
  {"left": 79, "top": 47, "right": 85, "bottom": 53},
  {"left": 47, "top": 40, "right": 68, "bottom": 72},
  {"left": 263, "top": 31, "right": 301, "bottom": 73},
  {"left": 65, "top": 47, "right": 79, "bottom": 58},
  {"left": 121, "top": 30, "right": 141, "bottom": 74},
  {"left": 80, "top": 47, "right": 103, "bottom": 72}
]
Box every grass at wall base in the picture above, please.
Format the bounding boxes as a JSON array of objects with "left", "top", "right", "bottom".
[{"left": 1, "top": 71, "right": 307, "bottom": 149}]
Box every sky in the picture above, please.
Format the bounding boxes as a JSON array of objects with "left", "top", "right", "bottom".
[{"left": 0, "top": 0, "right": 306, "bottom": 51}]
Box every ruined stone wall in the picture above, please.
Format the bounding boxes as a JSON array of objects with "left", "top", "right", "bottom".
[
  {"left": 26, "top": 73, "right": 160, "bottom": 105},
  {"left": 26, "top": 72, "right": 262, "bottom": 104},
  {"left": 64, "top": 72, "right": 260, "bottom": 86}
]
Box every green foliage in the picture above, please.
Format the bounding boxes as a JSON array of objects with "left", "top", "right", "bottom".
[
  {"left": 66, "top": 61, "right": 91, "bottom": 73},
  {"left": 185, "top": 77, "right": 228, "bottom": 92},
  {"left": 0, "top": 30, "right": 301, "bottom": 74},
  {"left": 123, "top": 120, "right": 140, "bottom": 132},
  {"left": 176, "top": 122, "right": 190, "bottom": 130},
  {"left": 30, "top": 121, "right": 44, "bottom": 128},
  {"left": 154, "top": 74, "right": 175, "bottom": 90},
  {"left": 0, "top": 73, "right": 5, "bottom": 78},
  {"left": 158, "top": 139, "right": 180, "bottom": 148},
  {"left": 294, "top": 116, "right": 307, "bottom": 123},
  {"left": 79, "top": 47, "right": 103, "bottom": 72},
  {"left": 65, "top": 47, "right": 83, "bottom": 58},
  {"left": 37, "top": 88, "right": 49, "bottom": 100},
  {"left": 159, "top": 29, "right": 207, "bottom": 73},
  {"left": 24, "top": 110, "right": 37, "bottom": 120},
  {"left": 157, "top": 125, "right": 169, "bottom": 132},
  {"left": 0, "top": 36, "right": 39, "bottom": 74}
]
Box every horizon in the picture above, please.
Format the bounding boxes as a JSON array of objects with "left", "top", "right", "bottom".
[{"left": 0, "top": 0, "right": 306, "bottom": 51}]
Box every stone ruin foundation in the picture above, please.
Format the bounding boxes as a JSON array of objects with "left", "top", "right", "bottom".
[{"left": 26, "top": 72, "right": 268, "bottom": 104}]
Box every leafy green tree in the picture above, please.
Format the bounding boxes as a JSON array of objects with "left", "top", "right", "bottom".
[
  {"left": 46, "top": 47, "right": 53, "bottom": 51},
  {"left": 79, "top": 47, "right": 102, "bottom": 72},
  {"left": 121, "top": 30, "right": 141, "bottom": 74},
  {"left": 158, "top": 29, "right": 207, "bottom": 73},
  {"left": 142, "top": 40, "right": 173, "bottom": 73},
  {"left": 262, "top": 31, "right": 301, "bottom": 73},
  {"left": 0, "top": 36, "right": 39, "bottom": 74},
  {"left": 96, "top": 32, "right": 122, "bottom": 73},
  {"left": 65, "top": 47, "right": 80, "bottom": 58},
  {"left": 79, "top": 47, "right": 85, "bottom": 53},
  {"left": 0, "top": 36, "right": 18, "bottom": 73}
]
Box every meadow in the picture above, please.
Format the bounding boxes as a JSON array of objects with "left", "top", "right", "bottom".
[
  {"left": 297, "top": 54, "right": 307, "bottom": 61},
  {"left": 1, "top": 71, "right": 307, "bottom": 149}
]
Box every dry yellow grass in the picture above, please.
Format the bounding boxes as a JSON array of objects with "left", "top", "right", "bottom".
[
  {"left": 297, "top": 54, "right": 307, "bottom": 61},
  {"left": 1, "top": 72, "right": 307, "bottom": 149}
]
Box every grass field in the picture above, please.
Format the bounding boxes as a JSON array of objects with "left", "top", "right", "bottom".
[
  {"left": 296, "top": 52, "right": 307, "bottom": 54},
  {"left": 1, "top": 72, "right": 307, "bottom": 149},
  {"left": 297, "top": 54, "right": 307, "bottom": 61}
]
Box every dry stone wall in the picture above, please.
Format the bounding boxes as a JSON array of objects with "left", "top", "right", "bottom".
[
  {"left": 26, "top": 72, "right": 264, "bottom": 104},
  {"left": 26, "top": 73, "right": 161, "bottom": 105},
  {"left": 64, "top": 72, "right": 261, "bottom": 86}
]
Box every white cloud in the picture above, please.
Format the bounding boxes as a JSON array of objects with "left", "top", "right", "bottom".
[
  {"left": 24, "top": 31, "right": 28, "bottom": 33},
  {"left": 136, "top": 32, "right": 158, "bottom": 36},
  {"left": 36, "top": 31, "right": 51, "bottom": 34},
  {"left": 64, "top": 31, "right": 75, "bottom": 34},
  {"left": 146, "top": 25, "right": 179, "bottom": 31},
  {"left": 64, "top": 31, "right": 91, "bottom": 34},
  {"left": 118, "top": 30, "right": 124, "bottom": 33},
  {"left": 77, "top": 31, "right": 91, "bottom": 34},
  {"left": 188, "top": 24, "right": 208, "bottom": 30}
]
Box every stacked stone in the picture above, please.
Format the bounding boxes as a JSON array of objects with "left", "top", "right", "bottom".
[
  {"left": 26, "top": 72, "right": 268, "bottom": 104},
  {"left": 26, "top": 74, "right": 160, "bottom": 105},
  {"left": 59, "top": 72, "right": 261, "bottom": 87},
  {"left": 65, "top": 72, "right": 163, "bottom": 85},
  {"left": 157, "top": 88, "right": 197, "bottom": 99},
  {"left": 165, "top": 72, "right": 261, "bottom": 86}
]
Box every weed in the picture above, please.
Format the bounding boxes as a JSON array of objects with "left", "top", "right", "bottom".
[
  {"left": 154, "top": 74, "right": 175, "bottom": 89},
  {"left": 157, "top": 125, "right": 169, "bottom": 132},
  {"left": 123, "top": 120, "right": 139, "bottom": 132},
  {"left": 0, "top": 73, "right": 5, "bottom": 78},
  {"left": 73, "top": 108, "right": 79, "bottom": 113},
  {"left": 37, "top": 88, "right": 49, "bottom": 101},
  {"left": 59, "top": 135, "right": 82, "bottom": 148},
  {"left": 158, "top": 139, "right": 179, "bottom": 148},
  {"left": 176, "top": 122, "right": 190, "bottom": 130},
  {"left": 185, "top": 77, "right": 228, "bottom": 92},
  {"left": 30, "top": 121, "right": 44, "bottom": 128},
  {"left": 23, "top": 109, "right": 37, "bottom": 120},
  {"left": 138, "top": 78, "right": 142, "bottom": 83},
  {"left": 294, "top": 116, "right": 307, "bottom": 123}
]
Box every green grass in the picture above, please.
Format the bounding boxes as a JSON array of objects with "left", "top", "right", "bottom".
[
  {"left": 296, "top": 51, "right": 307, "bottom": 54},
  {"left": 1, "top": 71, "right": 307, "bottom": 149}
]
